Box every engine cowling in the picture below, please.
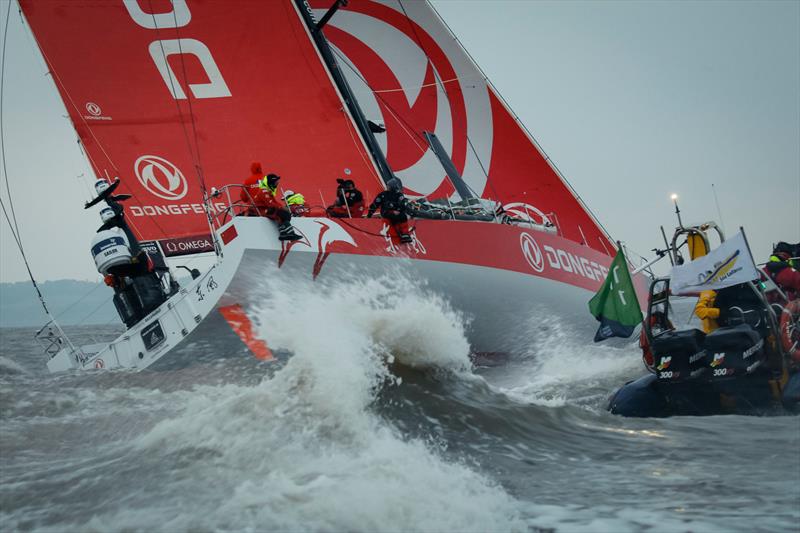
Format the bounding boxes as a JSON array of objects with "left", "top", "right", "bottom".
[{"left": 90, "top": 228, "right": 132, "bottom": 274}]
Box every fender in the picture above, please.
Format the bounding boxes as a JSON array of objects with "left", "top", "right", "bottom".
[{"left": 780, "top": 300, "right": 800, "bottom": 363}]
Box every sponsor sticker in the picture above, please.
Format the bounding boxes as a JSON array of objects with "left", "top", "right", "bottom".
[
  {"left": 142, "top": 321, "right": 166, "bottom": 351},
  {"left": 520, "top": 233, "right": 545, "bottom": 273}
]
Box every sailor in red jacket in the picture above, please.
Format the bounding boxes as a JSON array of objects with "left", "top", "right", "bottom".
[{"left": 241, "top": 162, "right": 300, "bottom": 241}]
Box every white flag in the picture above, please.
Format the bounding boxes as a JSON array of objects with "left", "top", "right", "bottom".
[{"left": 669, "top": 232, "right": 760, "bottom": 295}]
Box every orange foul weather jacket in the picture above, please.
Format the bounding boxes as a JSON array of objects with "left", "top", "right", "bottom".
[{"left": 242, "top": 162, "right": 281, "bottom": 215}]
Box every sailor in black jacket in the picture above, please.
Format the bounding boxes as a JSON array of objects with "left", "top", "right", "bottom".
[{"left": 367, "top": 177, "right": 412, "bottom": 243}]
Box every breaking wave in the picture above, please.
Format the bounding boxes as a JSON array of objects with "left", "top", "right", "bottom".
[
  {"left": 80, "top": 274, "right": 524, "bottom": 531},
  {"left": 494, "top": 312, "right": 643, "bottom": 408}
]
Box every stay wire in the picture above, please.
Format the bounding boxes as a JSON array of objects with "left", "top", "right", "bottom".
[
  {"left": 329, "top": 47, "right": 429, "bottom": 150},
  {"left": 148, "top": 1, "right": 219, "bottom": 252},
  {"left": 332, "top": 45, "right": 480, "bottom": 199},
  {"left": 0, "top": 0, "right": 21, "bottom": 242},
  {"left": 0, "top": 197, "right": 51, "bottom": 316}
]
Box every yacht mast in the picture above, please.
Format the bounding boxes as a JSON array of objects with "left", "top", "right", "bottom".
[{"left": 295, "top": 0, "right": 394, "bottom": 186}]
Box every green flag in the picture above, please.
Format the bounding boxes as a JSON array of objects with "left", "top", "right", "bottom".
[{"left": 588, "top": 249, "right": 643, "bottom": 342}]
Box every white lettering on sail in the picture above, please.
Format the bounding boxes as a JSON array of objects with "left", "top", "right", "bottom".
[
  {"left": 123, "top": 0, "right": 191, "bottom": 29},
  {"left": 148, "top": 39, "right": 232, "bottom": 100}
]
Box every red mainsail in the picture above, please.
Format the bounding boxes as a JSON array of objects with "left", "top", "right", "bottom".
[
  {"left": 20, "top": 0, "right": 381, "bottom": 249},
  {"left": 309, "top": 0, "right": 614, "bottom": 253},
  {"left": 22, "top": 0, "right": 613, "bottom": 255}
]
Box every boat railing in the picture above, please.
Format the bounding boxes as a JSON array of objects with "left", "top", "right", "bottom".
[
  {"left": 35, "top": 321, "right": 68, "bottom": 360},
  {"left": 209, "top": 184, "right": 259, "bottom": 228},
  {"left": 34, "top": 320, "right": 97, "bottom": 364},
  {"left": 208, "top": 183, "right": 558, "bottom": 235}
]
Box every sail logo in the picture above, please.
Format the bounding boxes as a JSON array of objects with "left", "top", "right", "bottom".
[
  {"left": 83, "top": 101, "right": 111, "bottom": 121},
  {"left": 134, "top": 155, "right": 188, "bottom": 200},
  {"left": 520, "top": 233, "right": 545, "bottom": 273},
  {"left": 85, "top": 102, "right": 101, "bottom": 116}
]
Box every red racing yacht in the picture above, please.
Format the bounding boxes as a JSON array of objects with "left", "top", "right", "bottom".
[{"left": 18, "top": 0, "right": 643, "bottom": 372}]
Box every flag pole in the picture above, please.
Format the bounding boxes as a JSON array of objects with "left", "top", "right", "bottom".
[
  {"left": 739, "top": 226, "right": 758, "bottom": 268},
  {"left": 740, "top": 227, "right": 783, "bottom": 345}
]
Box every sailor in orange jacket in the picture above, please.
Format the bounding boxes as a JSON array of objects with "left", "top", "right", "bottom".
[
  {"left": 241, "top": 162, "right": 300, "bottom": 241},
  {"left": 694, "top": 290, "right": 721, "bottom": 333}
]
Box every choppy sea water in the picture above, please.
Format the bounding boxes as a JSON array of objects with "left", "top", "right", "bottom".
[{"left": 1, "top": 277, "right": 798, "bottom": 532}]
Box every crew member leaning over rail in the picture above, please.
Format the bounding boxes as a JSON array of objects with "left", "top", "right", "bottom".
[{"left": 241, "top": 162, "right": 300, "bottom": 241}]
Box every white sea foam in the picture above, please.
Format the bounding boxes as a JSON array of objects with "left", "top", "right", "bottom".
[
  {"left": 0, "top": 355, "right": 27, "bottom": 375},
  {"left": 123, "top": 274, "right": 523, "bottom": 531},
  {"left": 497, "top": 312, "right": 642, "bottom": 406}
]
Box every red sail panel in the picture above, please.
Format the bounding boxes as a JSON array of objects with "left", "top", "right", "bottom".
[
  {"left": 310, "top": 0, "right": 614, "bottom": 253},
  {"left": 20, "top": 0, "right": 381, "bottom": 244}
]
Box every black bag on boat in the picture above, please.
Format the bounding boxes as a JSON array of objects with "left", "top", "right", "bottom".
[
  {"left": 651, "top": 329, "right": 707, "bottom": 382},
  {"left": 702, "top": 324, "right": 766, "bottom": 379}
]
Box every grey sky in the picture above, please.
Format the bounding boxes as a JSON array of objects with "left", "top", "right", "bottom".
[{"left": 1, "top": 0, "right": 798, "bottom": 284}]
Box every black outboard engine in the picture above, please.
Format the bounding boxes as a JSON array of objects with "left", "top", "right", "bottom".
[
  {"left": 651, "top": 328, "right": 707, "bottom": 382},
  {"left": 703, "top": 324, "right": 766, "bottom": 379}
]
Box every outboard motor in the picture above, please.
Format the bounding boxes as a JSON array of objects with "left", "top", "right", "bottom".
[
  {"left": 703, "top": 324, "right": 766, "bottom": 379},
  {"left": 651, "top": 328, "right": 707, "bottom": 382},
  {"left": 89, "top": 196, "right": 169, "bottom": 328},
  {"left": 91, "top": 227, "right": 132, "bottom": 275}
]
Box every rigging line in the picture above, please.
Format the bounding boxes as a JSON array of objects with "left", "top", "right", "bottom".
[
  {"left": 329, "top": 46, "right": 429, "bottom": 148},
  {"left": 368, "top": 89, "right": 426, "bottom": 154},
  {"left": 0, "top": 196, "right": 24, "bottom": 252},
  {"left": 147, "top": 2, "right": 218, "bottom": 252},
  {"left": 336, "top": 216, "right": 390, "bottom": 238},
  {"left": 53, "top": 280, "right": 106, "bottom": 321},
  {"left": 372, "top": 76, "right": 464, "bottom": 93},
  {"left": 74, "top": 291, "right": 114, "bottom": 326},
  {"left": 167, "top": 2, "right": 209, "bottom": 194},
  {"left": 0, "top": 0, "right": 21, "bottom": 242},
  {"left": 0, "top": 196, "right": 51, "bottom": 315},
  {"left": 147, "top": 4, "right": 200, "bottom": 176},
  {"left": 170, "top": 14, "right": 219, "bottom": 251},
  {"left": 339, "top": 107, "right": 382, "bottom": 185},
  {"left": 427, "top": 2, "right": 616, "bottom": 248}
]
